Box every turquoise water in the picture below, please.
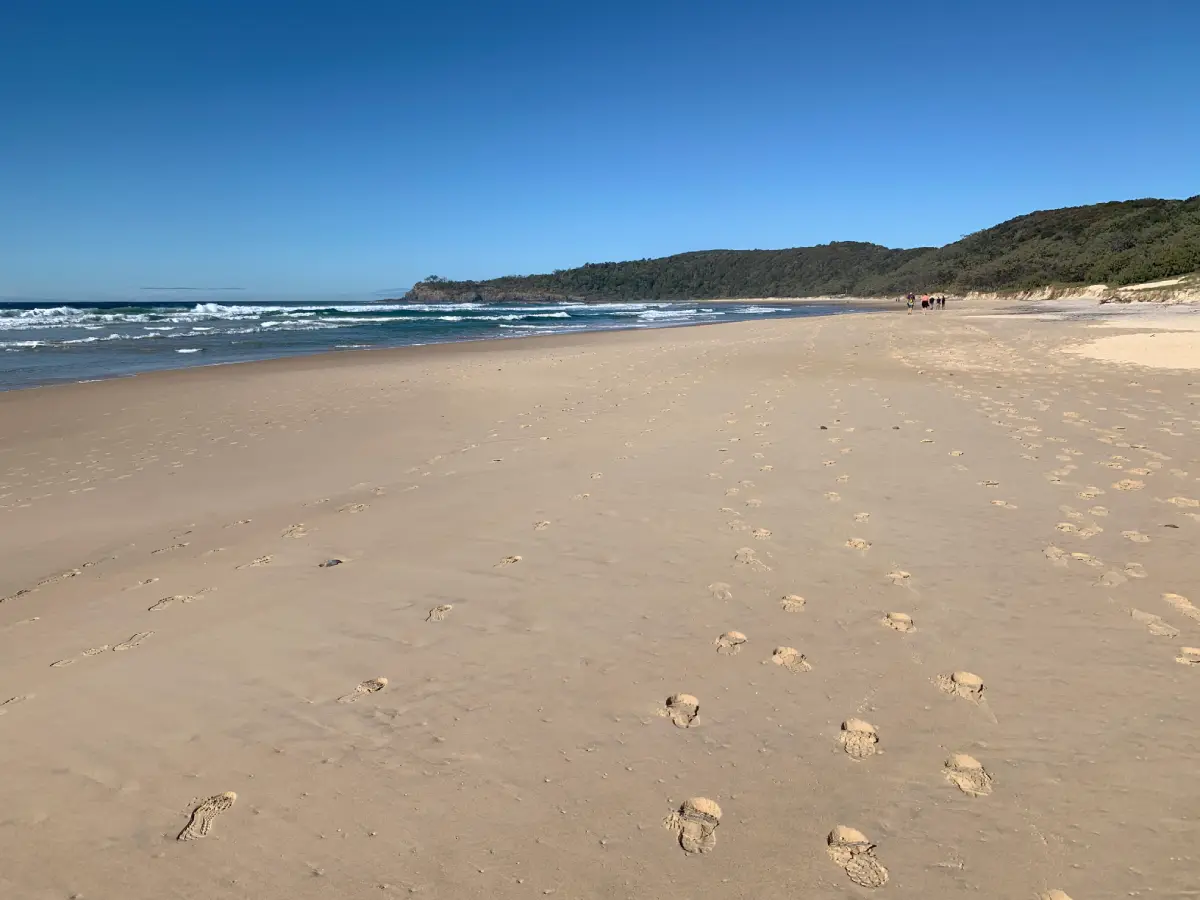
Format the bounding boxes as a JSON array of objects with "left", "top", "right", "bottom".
[{"left": 0, "top": 299, "right": 856, "bottom": 391}]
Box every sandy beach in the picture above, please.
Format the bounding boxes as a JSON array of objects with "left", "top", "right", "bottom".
[{"left": 2, "top": 305, "right": 1198, "bottom": 899}]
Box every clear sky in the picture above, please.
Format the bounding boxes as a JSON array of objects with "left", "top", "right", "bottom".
[{"left": 1, "top": 0, "right": 1196, "bottom": 299}]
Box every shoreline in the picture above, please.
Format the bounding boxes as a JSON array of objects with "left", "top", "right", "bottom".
[{"left": 0, "top": 302, "right": 877, "bottom": 395}]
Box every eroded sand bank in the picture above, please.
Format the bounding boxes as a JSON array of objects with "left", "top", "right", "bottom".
[{"left": 1, "top": 309, "right": 1198, "bottom": 899}]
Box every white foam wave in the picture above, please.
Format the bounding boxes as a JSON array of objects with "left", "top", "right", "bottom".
[{"left": 634, "top": 308, "right": 722, "bottom": 321}]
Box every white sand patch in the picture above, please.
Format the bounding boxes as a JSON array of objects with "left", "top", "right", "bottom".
[
  {"left": 1064, "top": 331, "right": 1200, "bottom": 369},
  {"left": 1123, "top": 276, "right": 1186, "bottom": 290},
  {"left": 1086, "top": 307, "right": 1200, "bottom": 331}
]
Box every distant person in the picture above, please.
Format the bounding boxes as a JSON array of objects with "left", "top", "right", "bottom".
[
  {"left": 921, "top": 296, "right": 929, "bottom": 311},
  {"left": 906, "top": 295, "right": 915, "bottom": 313}
]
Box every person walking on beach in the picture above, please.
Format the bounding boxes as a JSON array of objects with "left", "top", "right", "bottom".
[{"left": 906, "top": 294, "right": 915, "bottom": 313}]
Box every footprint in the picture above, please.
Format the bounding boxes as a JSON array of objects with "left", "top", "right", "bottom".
[
  {"left": 1095, "top": 570, "right": 1127, "bottom": 588},
  {"left": 1163, "top": 593, "right": 1200, "bottom": 623},
  {"left": 148, "top": 594, "right": 193, "bottom": 611},
  {"left": 663, "top": 693, "right": 700, "bottom": 728},
  {"left": 571, "top": 493, "right": 590, "bottom": 500},
  {"left": 426, "top": 604, "right": 453, "bottom": 622},
  {"left": 744, "top": 498, "right": 762, "bottom": 508},
  {"left": 714, "top": 631, "right": 747, "bottom": 655},
  {"left": 151, "top": 543, "right": 189, "bottom": 555},
  {"left": 949, "top": 450, "right": 964, "bottom": 456},
  {"left": 839, "top": 719, "right": 879, "bottom": 759},
  {"left": 533, "top": 520, "right": 551, "bottom": 531},
  {"left": 882, "top": 612, "right": 914, "bottom": 632},
  {"left": 944, "top": 753, "right": 994, "bottom": 796},
  {"left": 1039, "top": 892, "right": 1074, "bottom": 900},
  {"left": 845, "top": 538, "right": 871, "bottom": 551},
  {"left": 1113, "top": 479, "right": 1144, "bottom": 491},
  {"left": 1122, "top": 530, "right": 1150, "bottom": 543},
  {"left": 733, "top": 548, "right": 768, "bottom": 571},
  {"left": 495, "top": 555, "right": 522, "bottom": 567},
  {"left": 127, "top": 577, "right": 159, "bottom": 589},
  {"left": 887, "top": 570, "right": 912, "bottom": 585},
  {"left": 1130, "top": 609, "right": 1178, "bottom": 637},
  {"left": 708, "top": 582, "right": 733, "bottom": 601},
  {"left": 751, "top": 528, "right": 772, "bottom": 540},
  {"left": 337, "top": 677, "right": 388, "bottom": 703},
  {"left": 662, "top": 797, "right": 721, "bottom": 854},
  {"left": 338, "top": 503, "right": 367, "bottom": 514},
  {"left": 826, "top": 826, "right": 889, "bottom": 888},
  {"left": 1077, "top": 487, "right": 1103, "bottom": 500},
  {"left": 1056, "top": 522, "right": 1079, "bottom": 534},
  {"left": 589, "top": 472, "right": 603, "bottom": 480},
  {"left": 824, "top": 492, "right": 841, "bottom": 502},
  {"left": 50, "top": 658, "right": 77, "bottom": 667},
  {"left": 1176, "top": 647, "right": 1200, "bottom": 666},
  {"left": 0, "top": 694, "right": 35, "bottom": 716},
  {"left": 1043, "top": 545, "right": 1068, "bottom": 566},
  {"left": 779, "top": 594, "right": 806, "bottom": 613},
  {"left": 236, "top": 555, "right": 272, "bottom": 569},
  {"left": 281, "top": 524, "right": 308, "bottom": 539},
  {"left": 1165, "top": 496, "right": 1199, "bottom": 508},
  {"left": 935, "top": 671, "right": 985, "bottom": 702},
  {"left": 224, "top": 519, "right": 252, "bottom": 528},
  {"left": 177, "top": 792, "right": 237, "bottom": 841},
  {"left": 768, "top": 646, "right": 811, "bottom": 673},
  {"left": 977, "top": 480, "right": 999, "bottom": 488},
  {"left": 835, "top": 474, "right": 849, "bottom": 483},
  {"left": 990, "top": 500, "right": 1017, "bottom": 509},
  {"left": 854, "top": 512, "right": 870, "bottom": 522},
  {"left": 112, "top": 632, "right": 153, "bottom": 651},
  {"left": 1124, "top": 562, "right": 1147, "bottom": 579}
]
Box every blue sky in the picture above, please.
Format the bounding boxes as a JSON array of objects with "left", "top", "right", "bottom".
[{"left": 1, "top": 0, "right": 1196, "bottom": 299}]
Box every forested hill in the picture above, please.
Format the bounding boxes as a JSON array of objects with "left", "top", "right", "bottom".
[{"left": 402, "top": 197, "right": 1200, "bottom": 301}]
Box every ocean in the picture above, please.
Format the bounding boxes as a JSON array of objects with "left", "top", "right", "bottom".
[{"left": 0, "top": 299, "right": 855, "bottom": 391}]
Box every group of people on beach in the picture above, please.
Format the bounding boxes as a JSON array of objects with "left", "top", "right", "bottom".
[{"left": 905, "top": 293, "right": 946, "bottom": 313}]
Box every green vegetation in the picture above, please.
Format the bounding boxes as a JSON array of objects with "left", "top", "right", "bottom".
[{"left": 405, "top": 197, "right": 1200, "bottom": 301}]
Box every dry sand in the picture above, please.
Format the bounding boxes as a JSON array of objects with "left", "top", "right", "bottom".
[
  {"left": 2, "top": 307, "right": 1198, "bottom": 898},
  {"left": 1057, "top": 302, "right": 1200, "bottom": 370}
]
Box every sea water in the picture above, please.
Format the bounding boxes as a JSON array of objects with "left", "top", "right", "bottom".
[{"left": 0, "top": 299, "right": 854, "bottom": 391}]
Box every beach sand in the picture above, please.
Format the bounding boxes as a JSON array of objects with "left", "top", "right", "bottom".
[{"left": 2, "top": 307, "right": 1198, "bottom": 899}]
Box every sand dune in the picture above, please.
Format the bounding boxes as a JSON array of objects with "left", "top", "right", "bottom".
[{"left": 1, "top": 306, "right": 1197, "bottom": 898}]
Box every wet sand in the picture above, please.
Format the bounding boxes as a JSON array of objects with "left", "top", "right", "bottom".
[{"left": 1, "top": 307, "right": 1198, "bottom": 899}]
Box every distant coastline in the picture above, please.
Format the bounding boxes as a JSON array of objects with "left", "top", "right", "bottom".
[{"left": 397, "top": 196, "right": 1200, "bottom": 304}]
